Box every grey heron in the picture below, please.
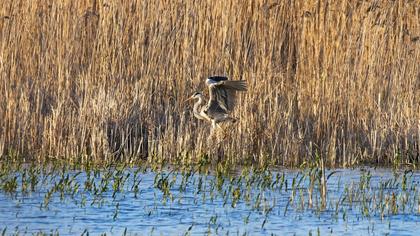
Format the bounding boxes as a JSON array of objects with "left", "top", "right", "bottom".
[{"left": 186, "top": 76, "right": 247, "bottom": 130}]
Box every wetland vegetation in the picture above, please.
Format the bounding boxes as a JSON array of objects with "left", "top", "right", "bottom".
[
  {"left": 1, "top": 157, "right": 420, "bottom": 235},
  {"left": 0, "top": 0, "right": 418, "bottom": 166},
  {"left": 0, "top": 0, "right": 419, "bottom": 235}
]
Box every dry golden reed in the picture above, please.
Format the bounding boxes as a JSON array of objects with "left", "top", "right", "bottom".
[{"left": 0, "top": 0, "right": 419, "bottom": 166}]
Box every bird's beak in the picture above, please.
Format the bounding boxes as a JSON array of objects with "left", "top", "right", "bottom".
[{"left": 183, "top": 97, "right": 193, "bottom": 104}]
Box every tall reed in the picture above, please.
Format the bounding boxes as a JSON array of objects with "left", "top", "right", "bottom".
[{"left": 0, "top": 0, "right": 419, "bottom": 166}]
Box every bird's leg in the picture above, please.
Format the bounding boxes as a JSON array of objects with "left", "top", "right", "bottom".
[
  {"left": 210, "top": 120, "right": 225, "bottom": 142},
  {"left": 209, "top": 120, "right": 218, "bottom": 142},
  {"left": 211, "top": 120, "right": 217, "bottom": 131},
  {"left": 207, "top": 132, "right": 213, "bottom": 147},
  {"left": 210, "top": 120, "right": 218, "bottom": 137},
  {"left": 219, "top": 117, "right": 236, "bottom": 138},
  {"left": 215, "top": 122, "right": 229, "bottom": 140},
  {"left": 208, "top": 125, "right": 217, "bottom": 148}
]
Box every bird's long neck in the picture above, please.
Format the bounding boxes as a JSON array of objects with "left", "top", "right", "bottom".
[{"left": 193, "top": 97, "right": 205, "bottom": 120}]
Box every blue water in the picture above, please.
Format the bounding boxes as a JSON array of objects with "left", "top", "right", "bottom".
[{"left": 0, "top": 167, "right": 419, "bottom": 235}]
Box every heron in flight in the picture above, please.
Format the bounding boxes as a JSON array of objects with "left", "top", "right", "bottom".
[{"left": 186, "top": 76, "right": 247, "bottom": 130}]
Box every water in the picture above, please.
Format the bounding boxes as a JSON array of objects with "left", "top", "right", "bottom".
[{"left": 0, "top": 165, "right": 419, "bottom": 235}]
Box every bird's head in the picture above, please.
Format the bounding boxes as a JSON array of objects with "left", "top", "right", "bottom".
[
  {"left": 184, "top": 92, "right": 203, "bottom": 104},
  {"left": 191, "top": 92, "right": 202, "bottom": 99}
]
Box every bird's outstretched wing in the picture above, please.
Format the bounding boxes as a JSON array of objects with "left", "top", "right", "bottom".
[{"left": 206, "top": 76, "right": 247, "bottom": 113}]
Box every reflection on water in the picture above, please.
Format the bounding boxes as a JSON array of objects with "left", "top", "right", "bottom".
[{"left": 0, "top": 165, "right": 419, "bottom": 235}]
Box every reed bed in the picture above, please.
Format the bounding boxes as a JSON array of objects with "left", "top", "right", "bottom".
[{"left": 0, "top": 0, "right": 419, "bottom": 166}]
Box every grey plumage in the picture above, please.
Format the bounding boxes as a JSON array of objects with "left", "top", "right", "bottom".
[{"left": 187, "top": 76, "right": 247, "bottom": 130}]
